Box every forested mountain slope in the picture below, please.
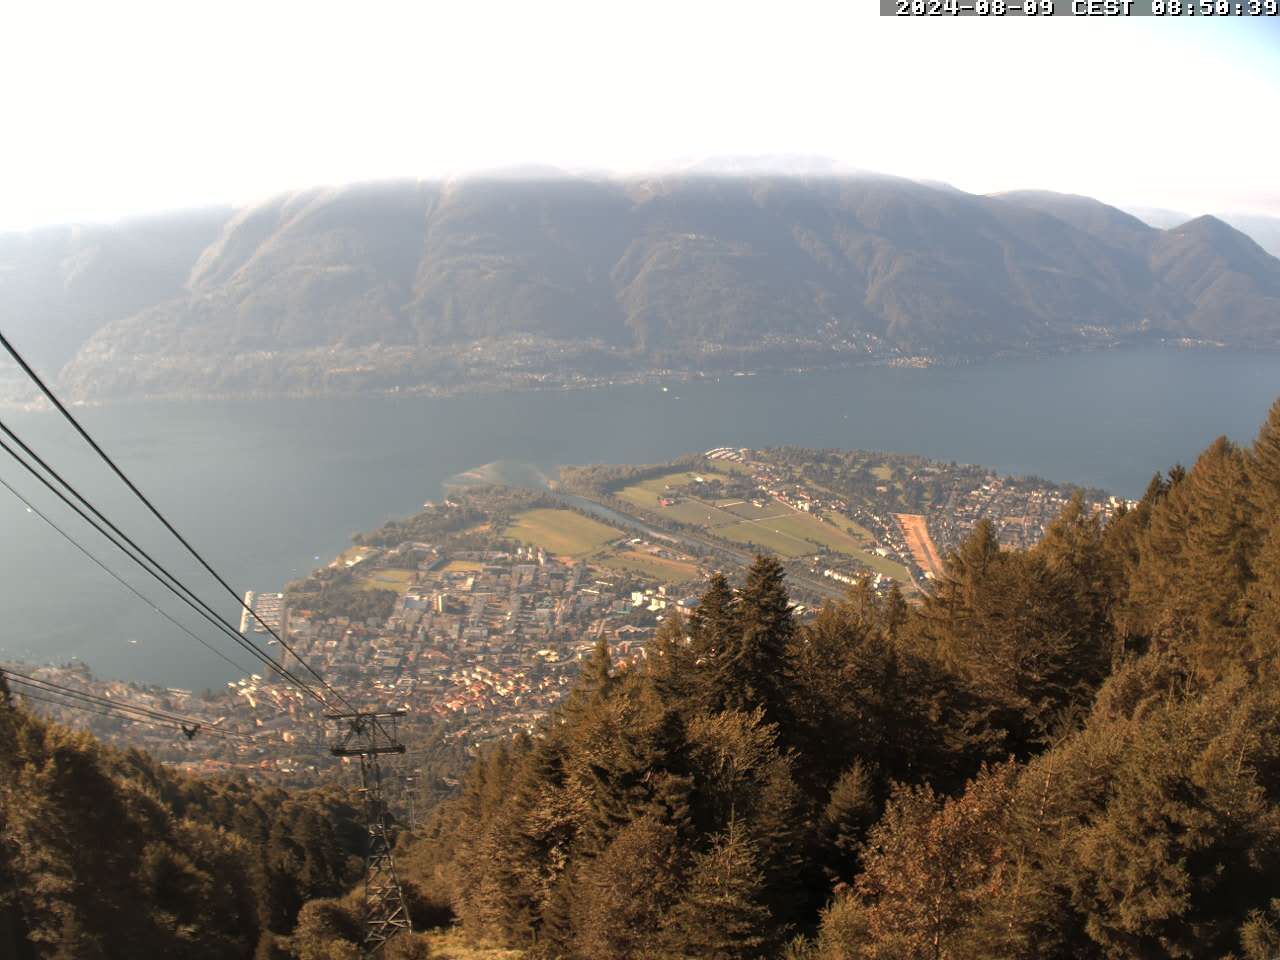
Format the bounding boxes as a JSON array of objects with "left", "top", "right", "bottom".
[
  {"left": 0, "top": 689, "right": 377, "bottom": 959},
  {"left": 3, "top": 176, "right": 1279, "bottom": 401},
  {"left": 405, "top": 397, "right": 1280, "bottom": 960}
]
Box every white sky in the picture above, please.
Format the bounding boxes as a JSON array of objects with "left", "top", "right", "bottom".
[{"left": 1, "top": 0, "right": 1277, "bottom": 229}]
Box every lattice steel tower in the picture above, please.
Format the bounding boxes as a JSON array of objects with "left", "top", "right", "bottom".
[{"left": 329, "top": 710, "right": 413, "bottom": 957}]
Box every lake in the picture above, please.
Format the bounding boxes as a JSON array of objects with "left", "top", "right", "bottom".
[{"left": 2, "top": 346, "right": 1277, "bottom": 689}]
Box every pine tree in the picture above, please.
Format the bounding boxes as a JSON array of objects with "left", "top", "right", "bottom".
[
  {"left": 882, "top": 582, "right": 908, "bottom": 641},
  {"left": 664, "top": 821, "right": 774, "bottom": 960},
  {"left": 1036, "top": 493, "right": 1118, "bottom": 643},
  {"left": 684, "top": 708, "right": 806, "bottom": 930},
  {"left": 647, "top": 610, "right": 696, "bottom": 712},
  {"left": 817, "top": 758, "right": 880, "bottom": 885},
  {"left": 583, "top": 637, "right": 615, "bottom": 700},
  {"left": 1243, "top": 522, "right": 1280, "bottom": 669},
  {"left": 1180, "top": 438, "right": 1258, "bottom": 669},
  {"left": 689, "top": 572, "right": 739, "bottom": 664},
  {"left": 1057, "top": 678, "right": 1280, "bottom": 958},
  {"left": 572, "top": 816, "right": 685, "bottom": 960},
  {"left": 573, "top": 678, "right": 694, "bottom": 861},
  {"left": 921, "top": 524, "right": 1103, "bottom": 754},
  {"left": 714, "top": 555, "right": 796, "bottom": 739},
  {"left": 1125, "top": 466, "right": 1193, "bottom": 643},
  {"left": 1249, "top": 397, "right": 1280, "bottom": 523},
  {"left": 1127, "top": 439, "right": 1258, "bottom": 679}
]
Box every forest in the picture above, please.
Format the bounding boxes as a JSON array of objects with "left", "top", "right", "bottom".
[
  {"left": 410, "top": 399, "right": 1280, "bottom": 960},
  {"left": 7, "top": 400, "right": 1280, "bottom": 958}
]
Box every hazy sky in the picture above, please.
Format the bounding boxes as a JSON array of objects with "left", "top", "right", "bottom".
[{"left": 1, "top": 0, "right": 1278, "bottom": 229}]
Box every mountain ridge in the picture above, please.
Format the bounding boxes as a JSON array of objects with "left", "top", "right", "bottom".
[{"left": 3, "top": 175, "right": 1279, "bottom": 402}]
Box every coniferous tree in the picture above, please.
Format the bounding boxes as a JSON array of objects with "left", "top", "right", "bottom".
[
  {"left": 817, "top": 758, "right": 880, "bottom": 886},
  {"left": 647, "top": 610, "right": 696, "bottom": 712},
  {"left": 570, "top": 673, "right": 695, "bottom": 867},
  {"left": 572, "top": 816, "right": 684, "bottom": 960},
  {"left": 689, "top": 573, "right": 739, "bottom": 663},
  {"left": 920, "top": 524, "right": 1105, "bottom": 754},
  {"left": 716, "top": 556, "right": 796, "bottom": 741},
  {"left": 664, "top": 821, "right": 774, "bottom": 960},
  {"left": 688, "top": 572, "right": 740, "bottom": 715},
  {"left": 1128, "top": 440, "right": 1258, "bottom": 679},
  {"left": 1248, "top": 397, "right": 1280, "bottom": 523},
  {"left": 685, "top": 709, "right": 806, "bottom": 930},
  {"left": 881, "top": 582, "right": 908, "bottom": 641},
  {"left": 1034, "top": 491, "right": 1121, "bottom": 659},
  {"left": 1243, "top": 522, "right": 1280, "bottom": 668},
  {"left": 1056, "top": 677, "right": 1280, "bottom": 959}
]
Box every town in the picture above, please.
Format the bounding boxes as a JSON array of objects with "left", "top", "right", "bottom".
[{"left": 4, "top": 444, "right": 1132, "bottom": 788}]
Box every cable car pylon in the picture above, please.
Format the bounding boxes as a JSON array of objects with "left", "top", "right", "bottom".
[{"left": 328, "top": 710, "right": 413, "bottom": 957}]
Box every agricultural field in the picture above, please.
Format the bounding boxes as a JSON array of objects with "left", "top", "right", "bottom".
[
  {"left": 595, "top": 549, "right": 701, "bottom": 583},
  {"left": 615, "top": 469, "right": 728, "bottom": 507},
  {"left": 355, "top": 567, "right": 417, "bottom": 592},
  {"left": 718, "top": 520, "right": 816, "bottom": 557},
  {"left": 504, "top": 509, "right": 623, "bottom": 558},
  {"left": 716, "top": 508, "right": 912, "bottom": 579},
  {"left": 771, "top": 514, "right": 867, "bottom": 553},
  {"left": 602, "top": 463, "right": 913, "bottom": 583},
  {"left": 661, "top": 499, "right": 742, "bottom": 527},
  {"left": 717, "top": 499, "right": 783, "bottom": 521},
  {"left": 614, "top": 468, "right": 749, "bottom": 526}
]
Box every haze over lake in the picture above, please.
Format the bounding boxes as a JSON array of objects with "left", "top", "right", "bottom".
[{"left": 2, "top": 346, "right": 1277, "bottom": 690}]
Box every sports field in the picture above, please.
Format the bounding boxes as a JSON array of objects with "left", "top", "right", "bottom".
[
  {"left": 442, "top": 560, "right": 484, "bottom": 573},
  {"left": 504, "top": 509, "right": 624, "bottom": 558},
  {"left": 355, "top": 568, "right": 417, "bottom": 592}
]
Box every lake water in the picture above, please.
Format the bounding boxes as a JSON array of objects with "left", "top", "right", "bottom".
[{"left": 2, "top": 346, "right": 1278, "bottom": 689}]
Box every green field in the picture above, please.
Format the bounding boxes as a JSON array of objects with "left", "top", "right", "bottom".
[
  {"left": 717, "top": 511, "right": 867, "bottom": 558},
  {"left": 595, "top": 549, "right": 701, "bottom": 583},
  {"left": 721, "top": 500, "right": 787, "bottom": 521},
  {"left": 707, "top": 459, "right": 754, "bottom": 477},
  {"left": 615, "top": 469, "right": 746, "bottom": 527},
  {"left": 713, "top": 509, "right": 912, "bottom": 579},
  {"left": 662, "top": 499, "right": 742, "bottom": 527},
  {"left": 614, "top": 470, "right": 700, "bottom": 509},
  {"left": 504, "top": 509, "right": 623, "bottom": 558},
  {"left": 606, "top": 464, "right": 912, "bottom": 583},
  {"left": 616, "top": 469, "right": 726, "bottom": 506},
  {"left": 718, "top": 521, "right": 816, "bottom": 557},
  {"left": 355, "top": 568, "right": 417, "bottom": 592},
  {"left": 830, "top": 514, "right": 875, "bottom": 544}
]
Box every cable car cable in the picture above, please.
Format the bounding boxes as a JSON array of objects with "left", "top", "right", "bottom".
[{"left": 0, "top": 329, "right": 354, "bottom": 712}]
